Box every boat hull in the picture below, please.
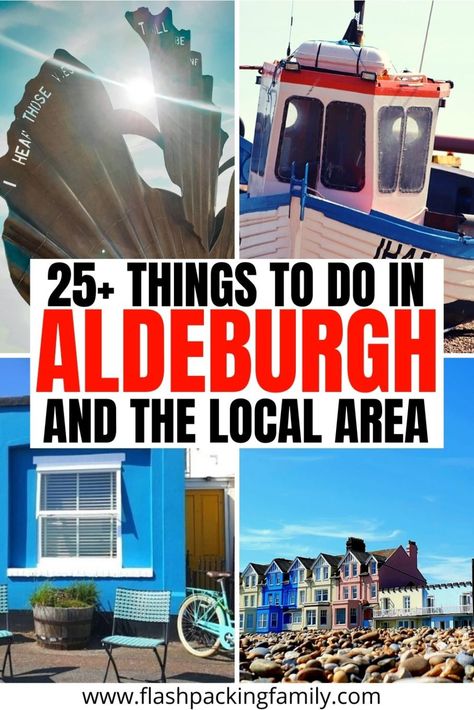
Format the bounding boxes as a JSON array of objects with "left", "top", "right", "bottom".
[{"left": 240, "top": 193, "right": 474, "bottom": 329}]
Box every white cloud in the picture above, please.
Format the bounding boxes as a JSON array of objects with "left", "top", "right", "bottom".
[
  {"left": 240, "top": 521, "right": 402, "bottom": 551},
  {"left": 420, "top": 555, "right": 472, "bottom": 583}
]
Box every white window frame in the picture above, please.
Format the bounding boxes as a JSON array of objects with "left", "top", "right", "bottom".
[
  {"left": 240, "top": 613, "right": 244, "bottom": 629},
  {"left": 352, "top": 562, "right": 357, "bottom": 577},
  {"left": 352, "top": 586, "right": 357, "bottom": 599},
  {"left": 7, "top": 454, "right": 140, "bottom": 578},
  {"left": 36, "top": 454, "right": 123, "bottom": 571},
  {"left": 403, "top": 595, "right": 411, "bottom": 610},
  {"left": 323, "top": 566, "right": 329, "bottom": 580},
  {"left": 371, "top": 583, "right": 377, "bottom": 598},
  {"left": 306, "top": 609, "right": 317, "bottom": 626},
  {"left": 370, "top": 560, "right": 377, "bottom": 575},
  {"left": 315, "top": 588, "right": 329, "bottom": 602},
  {"left": 343, "top": 586, "right": 349, "bottom": 600},
  {"left": 299, "top": 589, "right": 306, "bottom": 604}
]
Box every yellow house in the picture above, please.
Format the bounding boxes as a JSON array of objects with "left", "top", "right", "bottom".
[
  {"left": 374, "top": 585, "right": 425, "bottom": 629},
  {"left": 302, "top": 553, "right": 341, "bottom": 630},
  {"left": 375, "top": 582, "right": 473, "bottom": 629}
]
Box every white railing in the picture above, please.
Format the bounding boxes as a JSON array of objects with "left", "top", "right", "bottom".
[{"left": 374, "top": 605, "right": 473, "bottom": 618}]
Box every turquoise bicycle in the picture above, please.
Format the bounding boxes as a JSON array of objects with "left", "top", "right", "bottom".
[{"left": 177, "top": 571, "right": 234, "bottom": 657}]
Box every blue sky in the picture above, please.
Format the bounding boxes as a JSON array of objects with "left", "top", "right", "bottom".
[
  {"left": 240, "top": 358, "right": 474, "bottom": 583},
  {"left": 0, "top": 0, "right": 234, "bottom": 352}
]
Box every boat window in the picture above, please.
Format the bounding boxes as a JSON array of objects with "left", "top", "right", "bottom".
[
  {"left": 399, "top": 107, "right": 433, "bottom": 193},
  {"left": 378, "top": 106, "right": 404, "bottom": 193},
  {"left": 321, "top": 101, "right": 366, "bottom": 192},
  {"left": 275, "top": 96, "right": 323, "bottom": 188},
  {"left": 251, "top": 87, "right": 277, "bottom": 177}
]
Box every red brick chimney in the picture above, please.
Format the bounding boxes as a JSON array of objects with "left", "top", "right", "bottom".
[
  {"left": 346, "top": 537, "right": 366, "bottom": 553},
  {"left": 406, "top": 540, "right": 418, "bottom": 564}
]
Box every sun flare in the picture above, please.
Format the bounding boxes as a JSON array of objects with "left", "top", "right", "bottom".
[{"left": 125, "top": 77, "right": 155, "bottom": 105}]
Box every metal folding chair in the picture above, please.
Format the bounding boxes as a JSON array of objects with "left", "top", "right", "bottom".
[
  {"left": 0, "top": 585, "right": 13, "bottom": 679},
  {"left": 102, "top": 588, "right": 171, "bottom": 683}
]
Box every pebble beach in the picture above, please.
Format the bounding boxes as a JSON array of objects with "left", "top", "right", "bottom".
[{"left": 240, "top": 627, "right": 474, "bottom": 683}]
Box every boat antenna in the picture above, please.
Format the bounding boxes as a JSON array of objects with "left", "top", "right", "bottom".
[
  {"left": 286, "top": 0, "right": 294, "bottom": 56},
  {"left": 343, "top": 1, "right": 365, "bottom": 46},
  {"left": 419, "top": 1, "right": 434, "bottom": 72}
]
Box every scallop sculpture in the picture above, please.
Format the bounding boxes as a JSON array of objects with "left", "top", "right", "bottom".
[{"left": 0, "top": 6, "right": 234, "bottom": 302}]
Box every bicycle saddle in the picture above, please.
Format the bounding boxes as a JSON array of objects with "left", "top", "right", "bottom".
[{"left": 206, "top": 571, "right": 232, "bottom": 579}]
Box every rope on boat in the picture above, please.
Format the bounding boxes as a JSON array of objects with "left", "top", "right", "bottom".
[{"left": 419, "top": 0, "right": 435, "bottom": 72}]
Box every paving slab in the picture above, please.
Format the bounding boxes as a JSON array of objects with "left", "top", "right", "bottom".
[{"left": 2, "top": 632, "right": 234, "bottom": 684}]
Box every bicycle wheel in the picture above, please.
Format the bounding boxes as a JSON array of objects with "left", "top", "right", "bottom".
[{"left": 178, "top": 593, "right": 226, "bottom": 657}]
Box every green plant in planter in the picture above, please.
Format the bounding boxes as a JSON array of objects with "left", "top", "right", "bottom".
[
  {"left": 30, "top": 581, "right": 99, "bottom": 608},
  {"left": 30, "top": 581, "right": 99, "bottom": 649}
]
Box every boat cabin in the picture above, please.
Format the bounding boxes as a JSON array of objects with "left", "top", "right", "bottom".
[{"left": 248, "top": 40, "right": 452, "bottom": 223}]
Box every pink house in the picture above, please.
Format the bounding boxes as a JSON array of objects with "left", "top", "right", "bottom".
[{"left": 332, "top": 537, "right": 426, "bottom": 628}]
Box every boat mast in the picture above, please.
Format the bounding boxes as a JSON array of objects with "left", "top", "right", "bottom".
[{"left": 343, "top": 1, "right": 366, "bottom": 46}]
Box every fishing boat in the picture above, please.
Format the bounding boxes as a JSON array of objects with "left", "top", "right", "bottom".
[{"left": 240, "top": 1, "right": 474, "bottom": 329}]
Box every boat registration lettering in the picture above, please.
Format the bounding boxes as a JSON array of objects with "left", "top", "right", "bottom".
[{"left": 374, "top": 238, "right": 432, "bottom": 260}]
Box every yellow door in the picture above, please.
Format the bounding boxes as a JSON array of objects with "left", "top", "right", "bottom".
[{"left": 186, "top": 488, "right": 225, "bottom": 588}]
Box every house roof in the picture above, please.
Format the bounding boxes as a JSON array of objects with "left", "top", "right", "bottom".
[
  {"left": 370, "top": 547, "right": 397, "bottom": 560},
  {"left": 0, "top": 396, "right": 30, "bottom": 407},
  {"left": 296, "top": 556, "right": 316, "bottom": 570},
  {"left": 349, "top": 550, "right": 370, "bottom": 564},
  {"left": 270, "top": 558, "right": 292, "bottom": 573},
  {"left": 249, "top": 563, "right": 268, "bottom": 576},
  {"left": 341, "top": 546, "right": 397, "bottom": 568},
  {"left": 319, "top": 553, "right": 342, "bottom": 569},
  {"left": 381, "top": 581, "right": 472, "bottom": 593}
]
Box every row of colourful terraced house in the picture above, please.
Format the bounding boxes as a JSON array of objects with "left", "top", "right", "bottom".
[{"left": 240, "top": 537, "right": 473, "bottom": 633}]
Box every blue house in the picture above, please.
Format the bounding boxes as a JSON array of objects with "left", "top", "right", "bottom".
[
  {"left": 0, "top": 397, "right": 186, "bottom": 622},
  {"left": 255, "top": 558, "right": 296, "bottom": 632}
]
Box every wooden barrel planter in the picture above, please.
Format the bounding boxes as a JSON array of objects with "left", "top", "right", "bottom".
[{"left": 33, "top": 605, "right": 94, "bottom": 649}]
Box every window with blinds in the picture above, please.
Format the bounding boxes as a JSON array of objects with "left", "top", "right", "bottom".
[{"left": 38, "top": 470, "right": 118, "bottom": 558}]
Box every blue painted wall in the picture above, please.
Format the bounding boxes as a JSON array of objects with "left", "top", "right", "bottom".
[
  {"left": 0, "top": 403, "right": 185, "bottom": 613},
  {"left": 256, "top": 562, "right": 298, "bottom": 632}
]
